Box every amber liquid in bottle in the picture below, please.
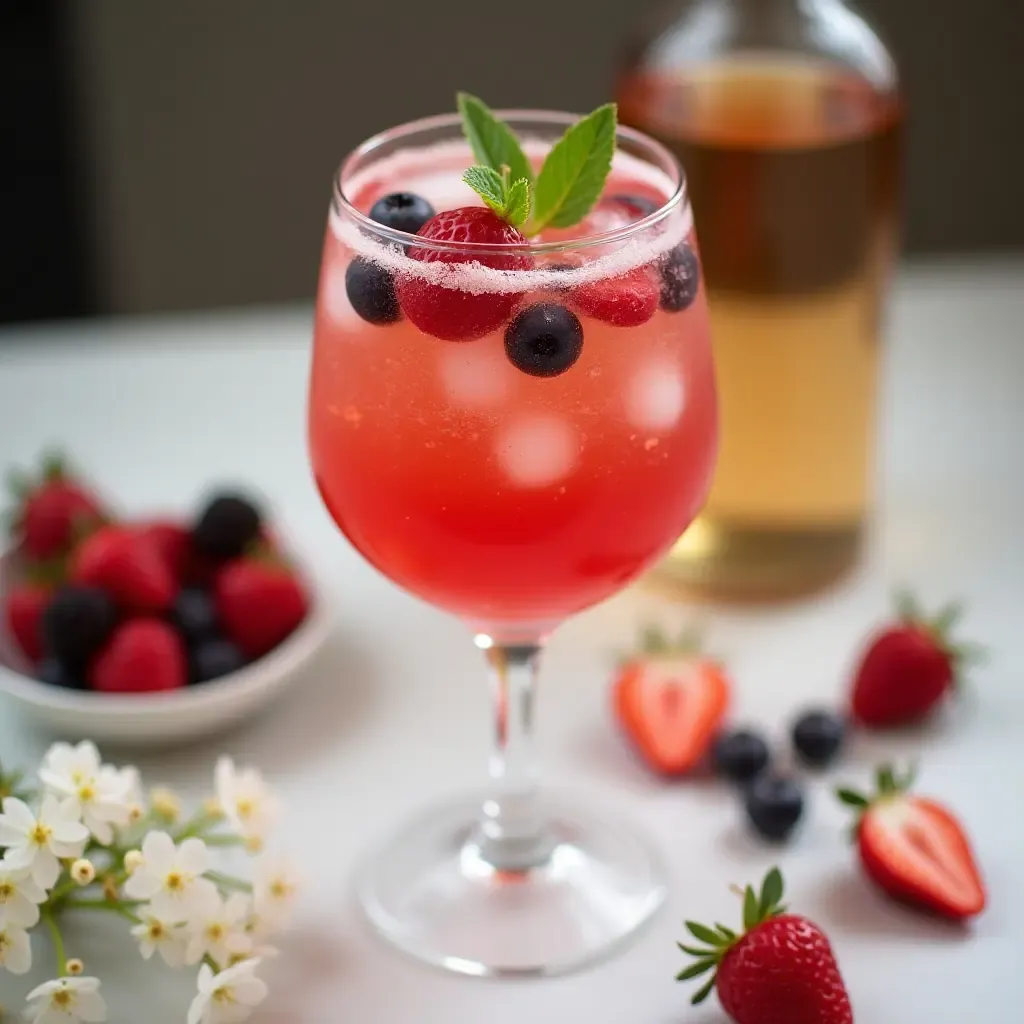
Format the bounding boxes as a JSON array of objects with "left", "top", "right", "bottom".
[{"left": 620, "top": 58, "right": 903, "bottom": 599}]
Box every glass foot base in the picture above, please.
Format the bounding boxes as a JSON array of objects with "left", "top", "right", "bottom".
[{"left": 356, "top": 793, "right": 667, "bottom": 978}]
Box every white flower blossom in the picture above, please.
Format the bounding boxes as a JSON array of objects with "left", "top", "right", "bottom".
[
  {"left": 25, "top": 975, "right": 106, "bottom": 1024},
  {"left": 0, "top": 922, "right": 32, "bottom": 974},
  {"left": 0, "top": 796, "right": 88, "bottom": 889},
  {"left": 185, "top": 891, "right": 252, "bottom": 967},
  {"left": 214, "top": 759, "right": 279, "bottom": 844},
  {"left": 0, "top": 864, "right": 47, "bottom": 929},
  {"left": 130, "top": 907, "right": 188, "bottom": 968},
  {"left": 38, "top": 742, "right": 133, "bottom": 846},
  {"left": 253, "top": 857, "right": 299, "bottom": 932},
  {"left": 123, "top": 832, "right": 218, "bottom": 921},
  {"left": 187, "top": 958, "right": 267, "bottom": 1024}
]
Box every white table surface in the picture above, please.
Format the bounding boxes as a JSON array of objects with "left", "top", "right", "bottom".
[{"left": 1, "top": 257, "right": 1023, "bottom": 1023}]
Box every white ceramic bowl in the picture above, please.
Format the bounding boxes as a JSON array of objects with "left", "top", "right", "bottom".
[{"left": 0, "top": 548, "right": 332, "bottom": 747}]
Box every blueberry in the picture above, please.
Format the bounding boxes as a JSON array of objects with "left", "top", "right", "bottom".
[
  {"left": 504, "top": 304, "right": 584, "bottom": 378},
  {"left": 192, "top": 493, "right": 262, "bottom": 561},
  {"left": 190, "top": 638, "right": 247, "bottom": 684},
  {"left": 792, "top": 709, "right": 846, "bottom": 768},
  {"left": 344, "top": 257, "right": 401, "bottom": 326},
  {"left": 38, "top": 657, "right": 87, "bottom": 690},
  {"left": 659, "top": 243, "right": 700, "bottom": 312},
  {"left": 610, "top": 193, "right": 660, "bottom": 218},
  {"left": 745, "top": 775, "right": 805, "bottom": 842},
  {"left": 369, "top": 192, "right": 435, "bottom": 235},
  {"left": 171, "top": 588, "right": 219, "bottom": 643},
  {"left": 712, "top": 729, "right": 771, "bottom": 784},
  {"left": 41, "top": 586, "right": 118, "bottom": 669}
]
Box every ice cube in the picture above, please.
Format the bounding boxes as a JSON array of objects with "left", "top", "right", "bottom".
[
  {"left": 438, "top": 340, "right": 516, "bottom": 410},
  {"left": 626, "top": 362, "right": 686, "bottom": 432},
  {"left": 322, "top": 263, "right": 359, "bottom": 329},
  {"left": 496, "top": 415, "right": 579, "bottom": 488}
]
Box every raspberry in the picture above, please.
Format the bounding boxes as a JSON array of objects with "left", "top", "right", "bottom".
[
  {"left": 397, "top": 208, "right": 532, "bottom": 341},
  {"left": 572, "top": 265, "right": 660, "bottom": 327}
]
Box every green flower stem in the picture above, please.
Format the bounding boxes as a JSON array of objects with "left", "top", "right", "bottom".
[
  {"left": 206, "top": 870, "right": 253, "bottom": 893},
  {"left": 203, "top": 834, "right": 245, "bottom": 849},
  {"left": 174, "top": 810, "right": 221, "bottom": 841},
  {"left": 42, "top": 912, "right": 68, "bottom": 976},
  {"left": 62, "top": 897, "right": 143, "bottom": 923}
]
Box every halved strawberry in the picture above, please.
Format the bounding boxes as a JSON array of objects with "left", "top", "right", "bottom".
[
  {"left": 613, "top": 625, "right": 731, "bottom": 775},
  {"left": 836, "top": 763, "right": 986, "bottom": 920}
]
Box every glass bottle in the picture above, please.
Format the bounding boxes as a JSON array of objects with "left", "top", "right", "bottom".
[{"left": 618, "top": 0, "right": 903, "bottom": 599}]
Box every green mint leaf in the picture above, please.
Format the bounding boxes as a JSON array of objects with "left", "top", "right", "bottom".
[
  {"left": 504, "top": 178, "right": 531, "bottom": 228},
  {"left": 462, "top": 166, "right": 506, "bottom": 211},
  {"left": 457, "top": 93, "right": 533, "bottom": 185},
  {"left": 462, "top": 166, "right": 532, "bottom": 228},
  {"left": 529, "top": 102, "right": 617, "bottom": 232}
]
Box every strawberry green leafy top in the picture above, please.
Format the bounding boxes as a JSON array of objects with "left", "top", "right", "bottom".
[{"left": 457, "top": 92, "right": 618, "bottom": 236}]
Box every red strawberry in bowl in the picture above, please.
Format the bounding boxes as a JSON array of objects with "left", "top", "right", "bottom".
[
  {"left": 70, "top": 524, "right": 176, "bottom": 614},
  {"left": 613, "top": 625, "right": 730, "bottom": 775},
  {"left": 4, "top": 581, "right": 51, "bottom": 664},
  {"left": 214, "top": 552, "right": 309, "bottom": 659},
  {"left": 677, "top": 868, "right": 853, "bottom": 1023},
  {"left": 6, "top": 450, "right": 104, "bottom": 561},
  {"left": 849, "top": 591, "right": 985, "bottom": 727},
  {"left": 397, "top": 207, "right": 533, "bottom": 342},
  {"left": 89, "top": 619, "right": 187, "bottom": 694},
  {"left": 836, "top": 763, "right": 986, "bottom": 920}
]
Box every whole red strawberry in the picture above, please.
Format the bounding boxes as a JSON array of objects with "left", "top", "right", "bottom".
[
  {"left": 89, "top": 619, "right": 186, "bottom": 694},
  {"left": 135, "top": 520, "right": 202, "bottom": 584},
  {"left": 6, "top": 451, "right": 104, "bottom": 560},
  {"left": 4, "top": 582, "right": 51, "bottom": 663},
  {"left": 573, "top": 265, "right": 660, "bottom": 327},
  {"left": 397, "top": 207, "right": 533, "bottom": 341},
  {"left": 214, "top": 554, "right": 309, "bottom": 658},
  {"left": 837, "top": 763, "right": 986, "bottom": 920},
  {"left": 850, "top": 592, "right": 983, "bottom": 727},
  {"left": 678, "top": 869, "right": 853, "bottom": 1024},
  {"left": 71, "top": 525, "right": 176, "bottom": 614}
]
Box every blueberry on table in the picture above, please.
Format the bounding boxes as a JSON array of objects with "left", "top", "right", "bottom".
[
  {"left": 504, "top": 304, "right": 584, "bottom": 378},
  {"left": 745, "top": 775, "right": 805, "bottom": 842},
  {"left": 170, "top": 588, "right": 219, "bottom": 643},
  {"left": 659, "top": 243, "right": 700, "bottom": 312},
  {"left": 38, "top": 657, "right": 87, "bottom": 690},
  {"left": 41, "top": 586, "right": 118, "bottom": 669},
  {"left": 190, "top": 637, "right": 247, "bottom": 684},
  {"left": 712, "top": 729, "right": 771, "bottom": 784},
  {"left": 192, "top": 493, "right": 263, "bottom": 561},
  {"left": 792, "top": 709, "right": 846, "bottom": 768},
  {"left": 344, "top": 257, "right": 402, "bottom": 327},
  {"left": 369, "top": 192, "right": 436, "bottom": 235}
]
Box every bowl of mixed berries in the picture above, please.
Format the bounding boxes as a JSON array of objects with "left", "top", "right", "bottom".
[{"left": 0, "top": 452, "right": 330, "bottom": 744}]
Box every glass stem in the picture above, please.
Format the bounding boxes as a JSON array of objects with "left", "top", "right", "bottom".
[{"left": 474, "top": 638, "right": 553, "bottom": 873}]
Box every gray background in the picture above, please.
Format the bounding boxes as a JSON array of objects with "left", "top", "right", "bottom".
[{"left": 67, "top": 0, "right": 1024, "bottom": 315}]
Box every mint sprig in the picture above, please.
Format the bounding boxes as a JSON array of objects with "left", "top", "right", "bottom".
[
  {"left": 462, "top": 166, "right": 531, "bottom": 228},
  {"left": 456, "top": 93, "right": 618, "bottom": 236}
]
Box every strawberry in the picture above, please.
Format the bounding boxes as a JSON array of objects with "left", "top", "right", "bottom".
[
  {"left": 613, "top": 625, "right": 730, "bottom": 775},
  {"left": 397, "top": 208, "right": 533, "bottom": 341},
  {"left": 135, "top": 520, "right": 200, "bottom": 584},
  {"left": 214, "top": 555, "right": 309, "bottom": 659},
  {"left": 850, "top": 592, "right": 984, "bottom": 727},
  {"left": 836, "top": 763, "right": 986, "bottom": 920},
  {"left": 6, "top": 451, "right": 104, "bottom": 560},
  {"left": 677, "top": 868, "right": 853, "bottom": 1024},
  {"left": 4, "top": 582, "right": 51, "bottom": 663},
  {"left": 70, "top": 525, "right": 176, "bottom": 614},
  {"left": 572, "top": 265, "right": 660, "bottom": 327},
  {"left": 89, "top": 619, "right": 186, "bottom": 694}
]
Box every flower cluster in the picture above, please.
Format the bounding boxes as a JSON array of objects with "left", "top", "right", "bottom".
[{"left": 0, "top": 743, "right": 295, "bottom": 1024}]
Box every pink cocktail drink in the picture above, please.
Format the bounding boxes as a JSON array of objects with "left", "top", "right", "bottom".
[
  {"left": 311, "top": 138, "right": 716, "bottom": 631},
  {"left": 307, "top": 104, "right": 718, "bottom": 977}
]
